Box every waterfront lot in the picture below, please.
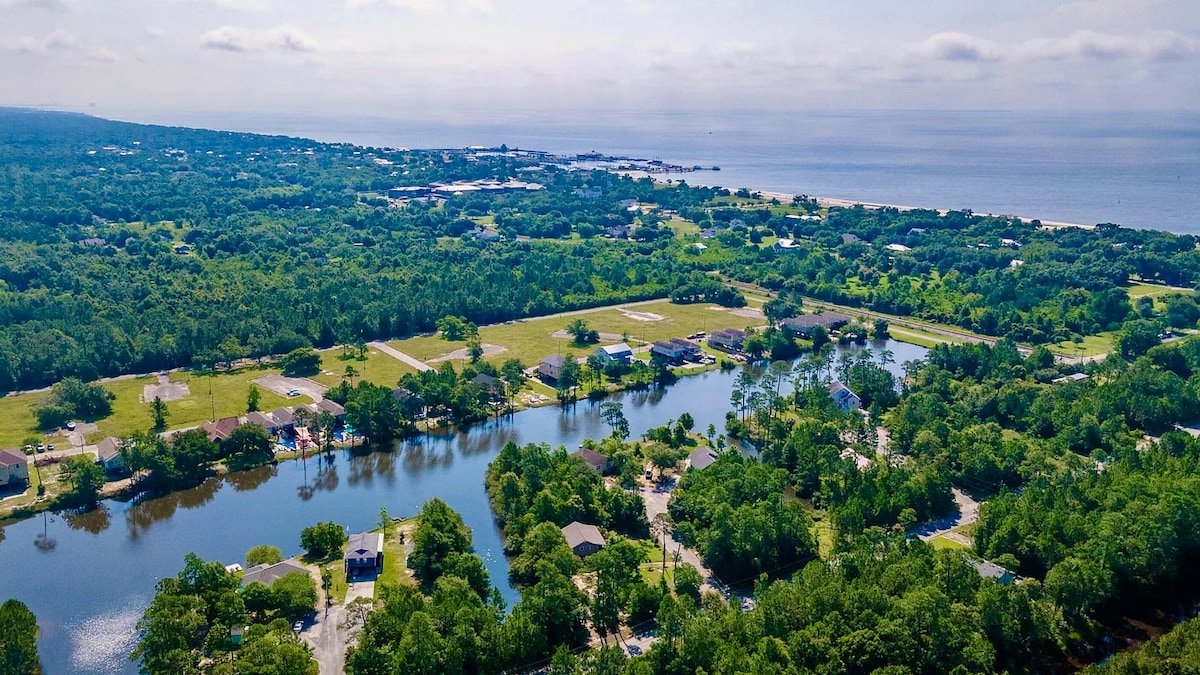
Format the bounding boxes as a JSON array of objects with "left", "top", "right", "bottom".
[{"left": 387, "top": 300, "right": 763, "bottom": 368}]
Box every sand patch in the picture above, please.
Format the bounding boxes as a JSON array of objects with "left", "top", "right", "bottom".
[
  {"left": 618, "top": 309, "right": 664, "bottom": 322},
  {"left": 428, "top": 343, "right": 508, "bottom": 363},
  {"left": 710, "top": 306, "right": 765, "bottom": 320},
  {"left": 141, "top": 374, "right": 190, "bottom": 403}
]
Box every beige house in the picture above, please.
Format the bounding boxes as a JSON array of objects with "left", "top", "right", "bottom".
[{"left": 0, "top": 449, "right": 30, "bottom": 488}]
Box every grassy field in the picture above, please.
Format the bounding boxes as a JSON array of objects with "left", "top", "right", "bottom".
[
  {"left": 1047, "top": 332, "right": 1116, "bottom": 358},
  {"left": 928, "top": 535, "right": 969, "bottom": 551},
  {"left": 1127, "top": 282, "right": 1194, "bottom": 300},
  {"left": 78, "top": 367, "right": 303, "bottom": 443},
  {"left": 312, "top": 348, "right": 416, "bottom": 389},
  {"left": 388, "top": 300, "right": 765, "bottom": 368},
  {"left": 0, "top": 392, "right": 68, "bottom": 450}
]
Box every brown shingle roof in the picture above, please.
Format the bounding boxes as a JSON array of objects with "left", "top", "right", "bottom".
[{"left": 0, "top": 449, "right": 27, "bottom": 467}]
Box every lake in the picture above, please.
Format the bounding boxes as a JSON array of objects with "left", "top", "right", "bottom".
[{"left": 0, "top": 338, "right": 925, "bottom": 674}]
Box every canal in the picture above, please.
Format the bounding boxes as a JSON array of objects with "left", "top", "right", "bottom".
[{"left": 0, "top": 339, "right": 927, "bottom": 674}]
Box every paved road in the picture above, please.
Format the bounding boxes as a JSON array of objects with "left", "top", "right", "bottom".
[
  {"left": 638, "top": 478, "right": 721, "bottom": 595},
  {"left": 369, "top": 341, "right": 434, "bottom": 372},
  {"left": 913, "top": 488, "right": 981, "bottom": 542},
  {"left": 306, "top": 574, "right": 376, "bottom": 675}
]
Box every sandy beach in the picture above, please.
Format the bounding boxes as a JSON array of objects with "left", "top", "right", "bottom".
[{"left": 623, "top": 170, "right": 1097, "bottom": 231}]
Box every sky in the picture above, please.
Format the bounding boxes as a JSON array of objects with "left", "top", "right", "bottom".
[{"left": 0, "top": 0, "right": 1198, "bottom": 119}]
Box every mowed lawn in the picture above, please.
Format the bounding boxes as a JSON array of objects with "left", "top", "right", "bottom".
[
  {"left": 91, "top": 368, "right": 303, "bottom": 442},
  {"left": 1126, "top": 282, "right": 1194, "bottom": 300},
  {"left": 0, "top": 391, "right": 67, "bottom": 449},
  {"left": 1047, "top": 332, "right": 1117, "bottom": 358},
  {"left": 387, "top": 300, "right": 765, "bottom": 367},
  {"left": 311, "top": 347, "right": 416, "bottom": 389}
]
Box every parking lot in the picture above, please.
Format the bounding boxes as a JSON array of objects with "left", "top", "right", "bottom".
[{"left": 252, "top": 375, "right": 328, "bottom": 402}]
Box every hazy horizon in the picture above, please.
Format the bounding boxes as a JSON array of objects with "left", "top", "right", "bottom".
[{"left": 1, "top": 1, "right": 1197, "bottom": 117}]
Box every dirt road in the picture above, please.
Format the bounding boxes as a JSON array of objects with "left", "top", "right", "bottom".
[{"left": 368, "top": 341, "right": 434, "bottom": 372}]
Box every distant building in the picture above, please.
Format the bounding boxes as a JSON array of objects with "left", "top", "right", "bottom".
[
  {"left": 270, "top": 407, "right": 297, "bottom": 431},
  {"left": 538, "top": 354, "right": 567, "bottom": 382},
  {"left": 96, "top": 437, "right": 126, "bottom": 474},
  {"left": 387, "top": 185, "right": 431, "bottom": 199},
  {"left": 595, "top": 343, "right": 633, "bottom": 366},
  {"left": 0, "top": 448, "right": 29, "bottom": 488},
  {"left": 79, "top": 237, "right": 107, "bottom": 247},
  {"left": 1000, "top": 238, "right": 1022, "bottom": 249},
  {"left": 687, "top": 448, "right": 719, "bottom": 471},
  {"left": 241, "top": 560, "right": 310, "bottom": 588},
  {"left": 841, "top": 233, "right": 862, "bottom": 245},
  {"left": 828, "top": 381, "right": 862, "bottom": 412},
  {"left": 604, "top": 225, "right": 629, "bottom": 239},
  {"left": 708, "top": 328, "right": 747, "bottom": 352},
  {"left": 970, "top": 559, "right": 1014, "bottom": 585},
  {"left": 561, "top": 521, "right": 606, "bottom": 557},
  {"left": 572, "top": 448, "right": 611, "bottom": 473},
  {"left": 1053, "top": 372, "right": 1089, "bottom": 384},
  {"left": 885, "top": 243, "right": 912, "bottom": 253},
  {"left": 774, "top": 238, "right": 802, "bottom": 250},
  {"left": 780, "top": 312, "right": 851, "bottom": 337},
  {"left": 345, "top": 532, "right": 384, "bottom": 576}
]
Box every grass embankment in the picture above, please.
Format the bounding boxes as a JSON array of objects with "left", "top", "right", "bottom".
[
  {"left": 1047, "top": 332, "right": 1116, "bottom": 358},
  {"left": 388, "top": 299, "right": 763, "bottom": 368}
]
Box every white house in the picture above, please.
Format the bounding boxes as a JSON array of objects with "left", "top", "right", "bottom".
[
  {"left": 828, "top": 381, "right": 862, "bottom": 411},
  {"left": 595, "top": 343, "right": 633, "bottom": 366}
]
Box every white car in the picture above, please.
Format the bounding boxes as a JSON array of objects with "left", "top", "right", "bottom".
[
  {"left": 287, "top": 389, "right": 301, "bottom": 397},
  {"left": 66, "top": 420, "right": 76, "bottom": 431}
]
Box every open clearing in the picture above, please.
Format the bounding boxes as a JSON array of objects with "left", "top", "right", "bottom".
[
  {"left": 141, "top": 374, "right": 190, "bottom": 403},
  {"left": 1047, "top": 332, "right": 1116, "bottom": 358},
  {"left": 253, "top": 375, "right": 328, "bottom": 401},
  {"left": 618, "top": 309, "right": 665, "bottom": 322},
  {"left": 1127, "top": 282, "right": 1193, "bottom": 299},
  {"left": 720, "top": 306, "right": 766, "bottom": 320},
  {"left": 312, "top": 347, "right": 420, "bottom": 388},
  {"left": 388, "top": 299, "right": 761, "bottom": 368},
  {"left": 428, "top": 343, "right": 509, "bottom": 364}
]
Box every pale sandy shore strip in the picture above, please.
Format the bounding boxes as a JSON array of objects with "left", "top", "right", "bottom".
[{"left": 621, "top": 170, "right": 1097, "bottom": 231}]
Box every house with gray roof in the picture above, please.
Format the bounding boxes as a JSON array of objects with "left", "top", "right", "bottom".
[
  {"left": 687, "top": 448, "right": 720, "bottom": 471},
  {"left": 241, "top": 560, "right": 310, "bottom": 588},
  {"left": 571, "top": 448, "right": 611, "bottom": 474},
  {"left": 561, "top": 521, "right": 606, "bottom": 557},
  {"left": 828, "top": 381, "right": 862, "bottom": 412},
  {"left": 595, "top": 343, "right": 633, "bottom": 366},
  {"left": 345, "top": 532, "right": 384, "bottom": 576},
  {"left": 96, "top": 437, "right": 126, "bottom": 474},
  {"left": 970, "top": 559, "right": 1014, "bottom": 585},
  {"left": 538, "top": 354, "right": 567, "bottom": 382}
]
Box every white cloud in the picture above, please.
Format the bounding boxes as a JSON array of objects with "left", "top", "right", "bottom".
[
  {"left": 0, "top": 0, "right": 66, "bottom": 8},
  {"left": 1017, "top": 30, "right": 1198, "bottom": 62},
  {"left": 909, "top": 32, "right": 1002, "bottom": 63},
  {"left": 172, "top": 0, "right": 271, "bottom": 11},
  {"left": 199, "top": 25, "right": 317, "bottom": 53}
]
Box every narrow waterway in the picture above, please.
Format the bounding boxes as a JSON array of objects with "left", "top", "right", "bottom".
[{"left": 0, "top": 339, "right": 925, "bottom": 674}]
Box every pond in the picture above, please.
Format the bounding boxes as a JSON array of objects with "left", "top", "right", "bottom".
[{"left": 0, "top": 338, "right": 924, "bottom": 674}]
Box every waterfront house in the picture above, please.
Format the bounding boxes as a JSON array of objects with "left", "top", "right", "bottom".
[
  {"left": 315, "top": 399, "right": 346, "bottom": 421},
  {"left": 595, "top": 343, "right": 633, "bottom": 366},
  {"left": 345, "top": 532, "right": 384, "bottom": 576},
  {"left": 243, "top": 411, "right": 280, "bottom": 435},
  {"left": 708, "top": 328, "right": 747, "bottom": 352},
  {"left": 392, "top": 388, "right": 425, "bottom": 417},
  {"left": 668, "top": 338, "right": 703, "bottom": 361},
  {"left": 0, "top": 448, "right": 29, "bottom": 488},
  {"left": 650, "top": 341, "right": 687, "bottom": 365},
  {"left": 828, "top": 381, "right": 862, "bottom": 412},
  {"left": 687, "top": 448, "right": 720, "bottom": 471},
  {"left": 780, "top": 312, "right": 851, "bottom": 337},
  {"left": 561, "top": 521, "right": 606, "bottom": 557},
  {"left": 96, "top": 437, "right": 126, "bottom": 474},
  {"left": 538, "top": 354, "right": 567, "bottom": 382},
  {"left": 572, "top": 448, "right": 611, "bottom": 474},
  {"left": 201, "top": 416, "right": 241, "bottom": 443},
  {"left": 241, "top": 560, "right": 310, "bottom": 588},
  {"left": 270, "top": 407, "right": 297, "bottom": 431}
]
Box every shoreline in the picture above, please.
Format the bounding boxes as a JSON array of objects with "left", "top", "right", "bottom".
[{"left": 622, "top": 170, "right": 1099, "bottom": 231}]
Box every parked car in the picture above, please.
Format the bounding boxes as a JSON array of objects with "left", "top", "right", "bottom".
[
  {"left": 292, "top": 621, "right": 303, "bottom": 633},
  {"left": 287, "top": 389, "right": 301, "bottom": 397},
  {"left": 66, "top": 420, "right": 76, "bottom": 431},
  {"left": 47, "top": 444, "right": 55, "bottom": 451},
  {"left": 627, "top": 645, "right": 642, "bottom": 656},
  {"left": 35, "top": 444, "right": 45, "bottom": 453}
]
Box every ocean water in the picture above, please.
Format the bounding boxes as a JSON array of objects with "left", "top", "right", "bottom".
[{"left": 109, "top": 108, "right": 1200, "bottom": 234}]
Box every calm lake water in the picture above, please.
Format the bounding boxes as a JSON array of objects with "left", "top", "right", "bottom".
[{"left": 0, "top": 339, "right": 924, "bottom": 674}]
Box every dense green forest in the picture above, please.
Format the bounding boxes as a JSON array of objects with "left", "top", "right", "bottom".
[{"left": 3, "top": 109, "right": 1200, "bottom": 392}]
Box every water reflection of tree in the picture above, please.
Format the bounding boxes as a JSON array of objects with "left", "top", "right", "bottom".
[
  {"left": 125, "top": 478, "right": 220, "bottom": 542},
  {"left": 348, "top": 451, "right": 397, "bottom": 487},
  {"left": 62, "top": 505, "right": 111, "bottom": 535},
  {"left": 0, "top": 524, "right": 5, "bottom": 546},
  {"left": 298, "top": 457, "right": 339, "bottom": 501},
  {"left": 33, "top": 512, "right": 56, "bottom": 552},
  {"left": 225, "top": 464, "right": 276, "bottom": 492}
]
